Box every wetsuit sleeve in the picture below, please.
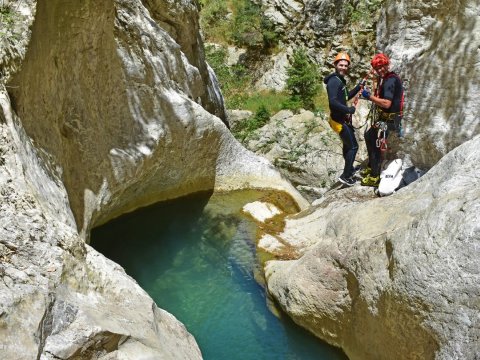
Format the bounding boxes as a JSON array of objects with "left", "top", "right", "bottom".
[
  {"left": 347, "top": 84, "right": 361, "bottom": 100},
  {"left": 382, "top": 77, "right": 396, "bottom": 101},
  {"left": 326, "top": 78, "right": 352, "bottom": 114}
]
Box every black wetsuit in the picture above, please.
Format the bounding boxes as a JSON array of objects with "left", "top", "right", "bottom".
[
  {"left": 365, "top": 72, "right": 404, "bottom": 177},
  {"left": 324, "top": 73, "right": 361, "bottom": 179}
]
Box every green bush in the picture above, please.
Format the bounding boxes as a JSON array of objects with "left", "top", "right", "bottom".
[
  {"left": 199, "top": 0, "right": 229, "bottom": 43},
  {"left": 205, "top": 44, "right": 251, "bottom": 106},
  {"left": 200, "top": 0, "right": 279, "bottom": 49},
  {"left": 346, "top": 0, "right": 385, "bottom": 25},
  {"left": 230, "top": 0, "right": 263, "bottom": 48},
  {"left": 285, "top": 49, "right": 320, "bottom": 111},
  {"left": 253, "top": 105, "right": 270, "bottom": 127},
  {"left": 232, "top": 104, "right": 272, "bottom": 143},
  {"left": 281, "top": 96, "right": 303, "bottom": 113},
  {"left": 0, "top": 3, "right": 18, "bottom": 39}
]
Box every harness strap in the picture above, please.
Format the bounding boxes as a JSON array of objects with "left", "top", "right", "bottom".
[{"left": 334, "top": 76, "right": 351, "bottom": 124}]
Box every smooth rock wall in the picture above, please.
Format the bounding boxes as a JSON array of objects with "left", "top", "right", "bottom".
[
  {"left": 266, "top": 135, "right": 480, "bottom": 359},
  {"left": 0, "top": 109, "right": 202, "bottom": 359},
  {"left": 8, "top": 0, "right": 306, "bottom": 236},
  {"left": 377, "top": 0, "right": 480, "bottom": 168}
]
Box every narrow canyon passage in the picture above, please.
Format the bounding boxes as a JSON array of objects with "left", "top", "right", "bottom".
[{"left": 91, "top": 191, "right": 348, "bottom": 360}]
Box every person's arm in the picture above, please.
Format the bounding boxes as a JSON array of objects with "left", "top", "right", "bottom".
[
  {"left": 327, "top": 78, "right": 355, "bottom": 114},
  {"left": 368, "top": 95, "right": 392, "bottom": 109},
  {"left": 362, "top": 77, "right": 395, "bottom": 109},
  {"left": 347, "top": 83, "right": 361, "bottom": 100}
]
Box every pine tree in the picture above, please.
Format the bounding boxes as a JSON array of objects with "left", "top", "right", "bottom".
[{"left": 285, "top": 49, "right": 320, "bottom": 111}]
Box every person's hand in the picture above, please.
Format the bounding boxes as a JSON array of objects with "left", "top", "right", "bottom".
[
  {"left": 359, "top": 79, "right": 367, "bottom": 87},
  {"left": 362, "top": 89, "right": 371, "bottom": 99},
  {"left": 348, "top": 106, "right": 356, "bottom": 114}
]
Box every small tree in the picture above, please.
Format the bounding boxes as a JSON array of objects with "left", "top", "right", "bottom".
[{"left": 285, "top": 49, "right": 320, "bottom": 111}]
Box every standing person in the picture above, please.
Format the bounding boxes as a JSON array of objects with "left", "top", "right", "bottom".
[
  {"left": 324, "top": 53, "right": 362, "bottom": 186},
  {"left": 360, "top": 53, "right": 404, "bottom": 187}
]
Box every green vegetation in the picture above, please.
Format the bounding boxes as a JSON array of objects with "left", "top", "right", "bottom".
[
  {"left": 233, "top": 90, "right": 289, "bottom": 114},
  {"left": 230, "top": 0, "right": 279, "bottom": 49},
  {"left": 0, "top": 3, "right": 17, "bottom": 39},
  {"left": 202, "top": 0, "right": 283, "bottom": 112},
  {"left": 205, "top": 44, "right": 251, "bottom": 107},
  {"left": 346, "top": 0, "right": 384, "bottom": 24},
  {"left": 198, "top": 0, "right": 229, "bottom": 43},
  {"left": 283, "top": 48, "right": 321, "bottom": 111},
  {"left": 199, "top": 0, "right": 279, "bottom": 48},
  {"left": 200, "top": 0, "right": 328, "bottom": 144},
  {"left": 205, "top": 44, "right": 291, "bottom": 113},
  {"left": 233, "top": 105, "right": 271, "bottom": 143}
]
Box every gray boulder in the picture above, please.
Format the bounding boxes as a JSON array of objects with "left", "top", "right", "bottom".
[{"left": 266, "top": 134, "right": 480, "bottom": 359}]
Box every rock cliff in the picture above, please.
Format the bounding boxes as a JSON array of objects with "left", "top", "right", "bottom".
[
  {"left": 0, "top": 0, "right": 306, "bottom": 358},
  {"left": 377, "top": 0, "right": 480, "bottom": 168},
  {"left": 257, "top": 0, "right": 381, "bottom": 87},
  {"left": 264, "top": 1, "right": 480, "bottom": 359},
  {"left": 266, "top": 134, "right": 480, "bottom": 359}
]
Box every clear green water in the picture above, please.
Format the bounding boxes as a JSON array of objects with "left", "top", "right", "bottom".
[{"left": 91, "top": 191, "right": 348, "bottom": 360}]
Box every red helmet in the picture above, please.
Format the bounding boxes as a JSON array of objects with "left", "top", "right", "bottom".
[{"left": 371, "top": 53, "right": 390, "bottom": 68}]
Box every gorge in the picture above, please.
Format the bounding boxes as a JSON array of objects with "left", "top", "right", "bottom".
[{"left": 0, "top": 0, "right": 479, "bottom": 359}]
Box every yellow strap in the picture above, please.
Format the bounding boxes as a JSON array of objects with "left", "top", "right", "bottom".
[{"left": 329, "top": 118, "right": 343, "bottom": 134}]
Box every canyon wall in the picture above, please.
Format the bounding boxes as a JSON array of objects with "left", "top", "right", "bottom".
[
  {"left": 264, "top": 1, "right": 480, "bottom": 359},
  {"left": 0, "top": 0, "right": 306, "bottom": 358},
  {"left": 377, "top": 0, "right": 480, "bottom": 168}
]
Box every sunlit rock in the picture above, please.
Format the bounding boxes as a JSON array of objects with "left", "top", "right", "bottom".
[{"left": 0, "top": 0, "right": 307, "bottom": 358}]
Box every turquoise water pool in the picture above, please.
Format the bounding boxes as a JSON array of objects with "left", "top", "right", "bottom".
[{"left": 91, "top": 191, "right": 347, "bottom": 360}]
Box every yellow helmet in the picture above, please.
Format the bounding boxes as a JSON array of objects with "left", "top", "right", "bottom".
[{"left": 334, "top": 52, "right": 351, "bottom": 65}]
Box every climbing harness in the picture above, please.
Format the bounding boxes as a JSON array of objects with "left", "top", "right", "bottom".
[
  {"left": 374, "top": 121, "right": 388, "bottom": 152},
  {"left": 370, "top": 71, "right": 405, "bottom": 150}
]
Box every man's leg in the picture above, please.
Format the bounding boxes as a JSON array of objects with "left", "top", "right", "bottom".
[{"left": 339, "top": 124, "right": 358, "bottom": 178}]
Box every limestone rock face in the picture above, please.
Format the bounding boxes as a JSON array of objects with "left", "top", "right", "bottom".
[
  {"left": 259, "top": 0, "right": 380, "bottom": 79},
  {"left": 1, "top": 0, "right": 308, "bottom": 358},
  {"left": 254, "top": 51, "right": 290, "bottom": 91},
  {"left": 0, "top": 116, "right": 202, "bottom": 359},
  {"left": 7, "top": 0, "right": 306, "bottom": 235},
  {"left": 265, "top": 135, "right": 480, "bottom": 359},
  {"left": 377, "top": 0, "right": 480, "bottom": 168}
]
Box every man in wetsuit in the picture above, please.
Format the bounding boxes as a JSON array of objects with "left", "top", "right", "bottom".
[
  {"left": 324, "top": 52, "right": 362, "bottom": 186},
  {"left": 360, "top": 53, "right": 404, "bottom": 187}
]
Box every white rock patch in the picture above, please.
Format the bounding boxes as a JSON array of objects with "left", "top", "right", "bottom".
[{"left": 243, "top": 201, "right": 282, "bottom": 222}]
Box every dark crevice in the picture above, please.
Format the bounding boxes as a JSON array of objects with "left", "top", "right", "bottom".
[
  {"left": 385, "top": 238, "right": 395, "bottom": 281},
  {"left": 35, "top": 294, "right": 55, "bottom": 360}
]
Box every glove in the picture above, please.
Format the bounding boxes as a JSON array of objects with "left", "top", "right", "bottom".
[
  {"left": 362, "top": 89, "right": 371, "bottom": 99},
  {"left": 348, "top": 106, "right": 356, "bottom": 114}
]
